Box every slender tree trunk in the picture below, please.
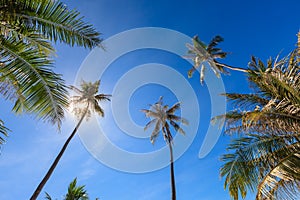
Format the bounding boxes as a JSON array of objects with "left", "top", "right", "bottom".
[
  {"left": 30, "top": 108, "right": 88, "bottom": 200},
  {"left": 216, "top": 62, "right": 249, "bottom": 73},
  {"left": 297, "top": 31, "right": 300, "bottom": 63},
  {"left": 168, "top": 142, "right": 176, "bottom": 200}
]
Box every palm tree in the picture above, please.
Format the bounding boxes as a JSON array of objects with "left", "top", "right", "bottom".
[
  {"left": 141, "top": 97, "right": 188, "bottom": 200},
  {"left": 45, "top": 178, "right": 96, "bottom": 200},
  {"left": 0, "top": 0, "right": 102, "bottom": 144},
  {"left": 215, "top": 47, "right": 300, "bottom": 199},
  {"left": 30, "top": 80, "right": 111, "bottom": 200},
  {"left": 185, "top": 35, "right": 248, "bottom": 84}
]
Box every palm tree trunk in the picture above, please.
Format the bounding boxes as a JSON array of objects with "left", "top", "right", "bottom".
[
  {"left": 30, "top": 108, "right": 88, "bottom": 200},
  {"left": 216, "top": 61, "right": 249, "bottom": 73},
  {"left": 168, "top": 142, "right": 176, "bottom": 200}
]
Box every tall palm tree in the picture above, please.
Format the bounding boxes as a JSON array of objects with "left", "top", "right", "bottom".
[
  {"left": 0, "top": 0, "right": 102, "bottom": 144},
  {"left": 30, "top": 80, "right": 111, "bottom": 200},
  {"left": 185, "top": 35, "right": 248, "bottom": 84},
  {"left": 215, "top": 47, "right": 300, "bottom": 199},
  {"left": 141, "top": 97, "right": 188, "bottom": 200},
  {"left": 45, "top": 178, "right": 97, "bottom": 200}
]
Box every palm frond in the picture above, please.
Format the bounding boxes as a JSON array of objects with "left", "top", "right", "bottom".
[
  {"left": 144, "top": 118, "right": 157, "bottom": 131},
  {"left": 69, "top": 85, "right": 83, "bottom": 95},
  {"left": 170, "top": 120, "right": 185, "bottom": 135},
  {"left": 0, "top": 21, "right": 55, "bottom": 56},
  {"left": 0, "top": 119, "right": 9, "bottom": 145},
  {"left": 223, "top": 93, "right": 269, "bottom": 109},
  {"left": 168, "top": 114, "right": 189, "bottom": 125},
  {"left": 93, "top": 100, "right": 104, "bottom": 117},
  {"left": 150, "top": 120, "right": 161, "bottom": 144},
  {"left": 256, "top": 152, "right": 300, "bottom": 199},
  {"left": 0, "top": 35, "right": 68, "bottom": 128},
  {"left": 44, "top": 192, "right": 52, "bottom": 200},
  {"left": 221, "top": 133, "right": 300, "bottom": 200},
  {"left": 1, "top": 0, "right": 102, "bottom": 49},
  {"left": 140, "top": 109, "right": 160, "bottom": 118},
  {"left": 65, "top": 178, "right": 89, "bottom": 200},
  {"left": 167, "top": 102, "right": 180, "bottom": 114},
  {"left": 95, "top": 94, "right": 111, "bottom": 102},
  {"left": 164, "top": 122, "right": 173, "bottom": 144}
]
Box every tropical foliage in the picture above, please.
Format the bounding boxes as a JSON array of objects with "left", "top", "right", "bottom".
[
  {"left": 0, "top": 0, "right": 102, "bottom": 144},
  {"left": 45, "top": 178, "right": 97, "bottom": 200},
  {"left": 0, "top": 119, "right": 9, "bottom": 145},
  {"left": 141, "top": 96, "right": 188, "bottom": 200},
  {"left": 185, "top": 35, "right": 247, "bottom": 84},
  {"left": 30, "top": 80, "right": 110, "bottom": 200},
  {"left": 217, "top": 47, "right": 300, "bottom": 199}
]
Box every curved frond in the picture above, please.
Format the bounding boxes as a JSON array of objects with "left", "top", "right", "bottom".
[
  {"left": 65, "top": 178, "right": 89, "bottom": 200},
  {"left": 140, "top": 109, "right": 160, "bottom": 118},
  {"left": 0, "top": 35, "right": 68, "bottom": 128},
  {"left": 93, "top": 100, "right": 104, "bottom": 117},
  {"left": 0, "top": 119, "right": 9, "bottom": 145},
  {"left": 167, "top": 102, "right": 180, "bottom": 114},
  {"left": 170, "top": 120, "right": 185, "bottom": 135},
  {"left": 44, "top": 192, "right": 52, "bottom": 200},
  {"left": 0, "top": 0, "right": 102, "bottom": 49},
  {"left": 221, "top": 133, "right": 300, "bottom": 200},
  {"left": 168, "top": 114, "right": 189, "bottom": 125},
  {"left": 95, "top": 94, "right": 111, "bottom": 102},
  {"left": 150, "top": 120, "right": 161, "bottom": 144},
  {"left": 144, "top": 118, "right": 157, "bottom": 131}
]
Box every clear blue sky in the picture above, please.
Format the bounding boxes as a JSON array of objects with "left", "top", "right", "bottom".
[{"left": 0, "top": 0, "right": 300, "bottom": 199}]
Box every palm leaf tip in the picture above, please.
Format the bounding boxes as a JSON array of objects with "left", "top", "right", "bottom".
[
  {"left": 188, "top": 68, "right": 194, "bottom": 78},
  {"left": 0, "top": 120, "right": 10, "bottom": 145}
]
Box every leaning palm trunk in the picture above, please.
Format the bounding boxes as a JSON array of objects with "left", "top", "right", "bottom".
[
  {"left": 168, "top": 142, "right": 176, "bottom": 200},
  {"left": 215, "top": 62, "right": 249, "bottom": 73},
  {"left": 30, "top": 107, "right": 88, "bottom": 200}
]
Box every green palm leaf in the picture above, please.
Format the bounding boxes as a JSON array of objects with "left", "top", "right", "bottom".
[
  {"left": 0, "top": 0, "right": 102, "bottom": 49},
  {"left": 0, "top": 35, "right": 68, "bottom": 128},
  {"left": 0, "top": 119, "right": 9, "bottom": 145},
  {"left": 217, "top": 44, "right": 300, "bottom": 199}
]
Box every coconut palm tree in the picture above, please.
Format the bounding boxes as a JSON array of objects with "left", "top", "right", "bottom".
[
  {"left": 185, "top": 35, "right": 248, "bottom": 84},
  {"left": 45, "top": 178, "right": 96, "bottom": 200},
  {"left": 0, "top": 0, "right": 102, "bottom": 144},
  {"left": 216, "top": 47, "right": 300, "bottom": 199},
  {"left": 30, "top": 80, "right": 111, "bottom": 200},
  {"left": 141, "top": 97, "right": 188, "bottom": 200}
]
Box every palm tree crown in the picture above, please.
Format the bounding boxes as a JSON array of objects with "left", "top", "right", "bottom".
[
  {"left": 216, "top": 48, "right": 300, "bottom": 199},
  {"left": 185, "top": 35, "right": 247, "bottom": 84},
  {"left": 141, "top": 96, "right": 188, "bottom": 144},
  {"left": 70, "top": 80, "right": 111, "bottom": 119},
  {"left": 45, "top": 178, "right": 95, "bottom": 200}
]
